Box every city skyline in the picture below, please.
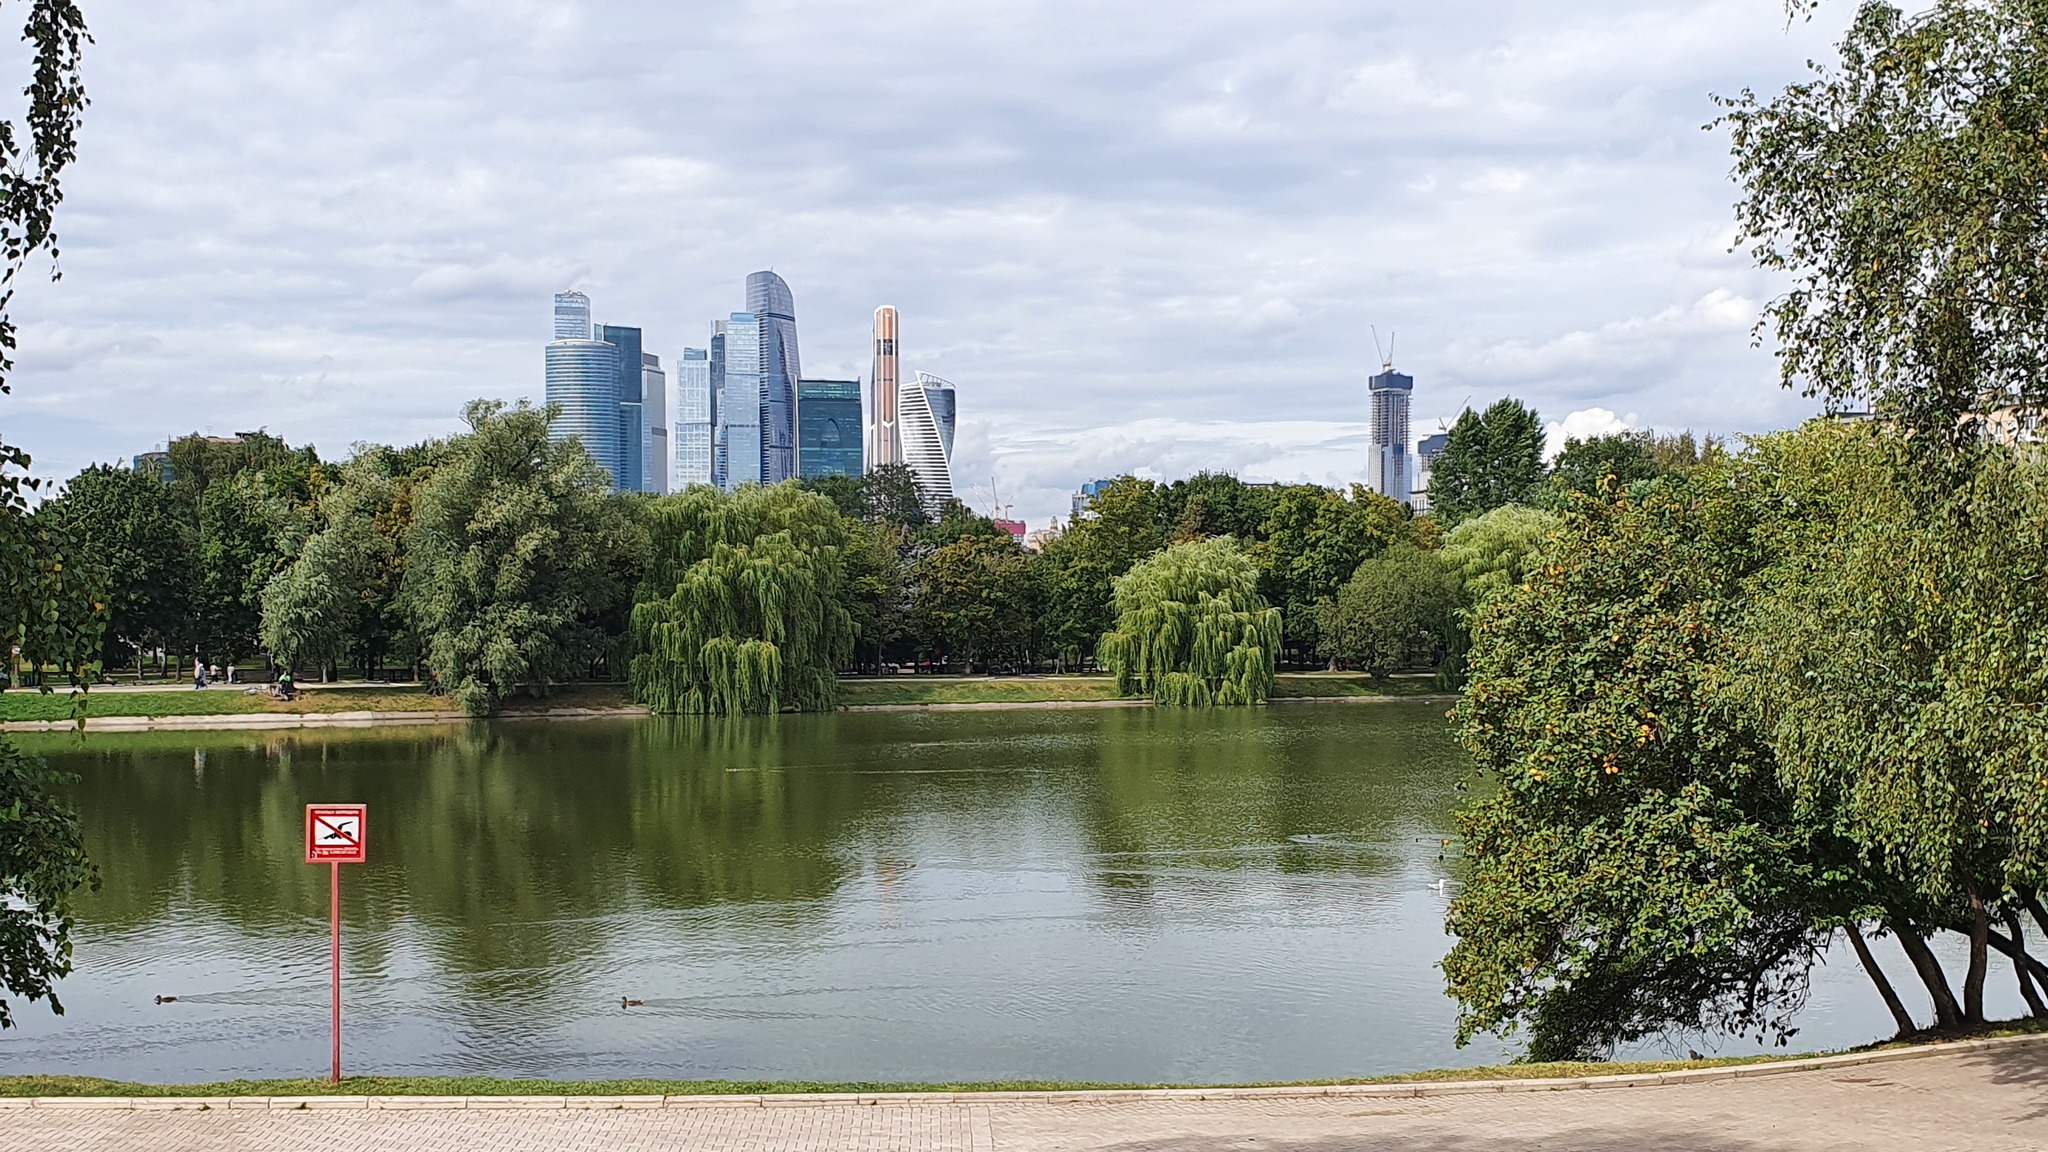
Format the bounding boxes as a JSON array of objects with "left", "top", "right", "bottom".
[{"left": 9, "top": 1, "right": 1851, "bottom": 526}]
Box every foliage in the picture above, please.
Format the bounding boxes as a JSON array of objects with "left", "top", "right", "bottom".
[
  {"left": 910, "top": 534, "right": 1034, "bottom": 672},
  {"left": 35, "top": 465, "right": 194, "bottom": 666},
  {"left": 1249, "top": 482, "right": 1416, "bottom": 660},
  {"left": 1158, "top": 471, "right": 1276, "bottom": 542},
  {"left": 401, "top": 401, "right": 645, "bottom": 716},
  {"left": 1444, "top": 469, "right": 1848, "bottom": 1060},
  {"left": 195, "top": 472, "right": 303, "bottom": 662},
  {"left": 1426, "top": 399, "right": 1546, "bottom": 525},
  {"left": 1316, "top": 544, "right": 1464, "bottom": 678},
  {"left": 0, "top": 0, "right": 88, "bottom": 398},
  {"left": 1035, "top": 477, "right": 1166, "bottom": 668},
  {"left": 1730, "top": 422, "right": 2048, "bottom": 1024},
  {"left": 631, "top": 483, "right": 854, "bottom": 715},
  {"left": 1721, "top": 0, "right": 2048, "bottom": 441},
  {"left": 1438, "top": 505, "right": 1561, "bottom": 606},
  {"left": 164, "top": 430, "right": 322, "bottom": 518},
  {"left": 1097, "top": 536, "right": 1281, "bottom": 706},
  {"left": 859, "top": 463, "right": 929, "bottom": 529},
  {"left": 1545, "top": 434, "right": 1664, "bottom": 503},
  {"left": 0, "top": 741, "right": 93, "bottom": 1029}
]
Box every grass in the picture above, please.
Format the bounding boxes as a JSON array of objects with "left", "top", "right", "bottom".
[
  {"left": 7, "top": 1017, "right": 2043, "bottom": 1097},
  {"left": 0, "top": 672, "right": 1445, "bottom": 722}
]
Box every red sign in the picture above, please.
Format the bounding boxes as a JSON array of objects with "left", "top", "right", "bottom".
[{"left": 305, "top": 805, "right": 368, "bottom": 864}]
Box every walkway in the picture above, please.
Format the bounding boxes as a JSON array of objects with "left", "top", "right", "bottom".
[{"left": 5, "top": 1038, "right": 2044, "bottom": 1151}]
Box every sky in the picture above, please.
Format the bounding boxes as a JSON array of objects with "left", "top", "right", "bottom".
[{"left": 3, "top": 0, "right": 1852, "bottom": 526}]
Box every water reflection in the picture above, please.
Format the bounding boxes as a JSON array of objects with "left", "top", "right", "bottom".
[{"left": 0, "top": 704, "right": 1923, "bottom": 1083}]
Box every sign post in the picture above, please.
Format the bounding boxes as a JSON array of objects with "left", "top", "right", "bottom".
[{"left": 305, "top": 804, "right": 367, "bottom": 1084}]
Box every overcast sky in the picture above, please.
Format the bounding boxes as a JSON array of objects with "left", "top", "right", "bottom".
[{"left": 5, "top": 0, "right": 1848, "bottom": 525}]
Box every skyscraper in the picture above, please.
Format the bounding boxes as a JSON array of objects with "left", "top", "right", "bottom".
[
  {"left": 797, "top": 378, "right": 862, "bottom": 479},
  {"left": 1413, "top": 431, "right": 1448, "bottom": 512},
  {"left": 900, "top": 370, "right": 956, "bottom": 511},
  {"left": 746, "top": 271, "right": 801, "bottom": 484},
  {"left": 709, "top": 325, "right": 727, "bottom": 489},
  {"left": 675, "top": 348, "right": 714, "bottom": 488},
  {"left": 718, "top": 312, "right": 763, "bottom": 490},
  {"left": 866, "top": 306, "right": 901, "bottom": 471},
  {"left": 642, "top": 352, "right": 668, "bottom": 495},
  {"left": 553, "top": 291, "right": 591, "bottom": 340},
  {"left": 1367, "top": 367, "right": 1415, "bottom": 506},
  {"left": 594, "top": 323, "right": 645, "bottom": 493},
  {"left": 546, "top": 337, "right": 623, "bottom": 486}
]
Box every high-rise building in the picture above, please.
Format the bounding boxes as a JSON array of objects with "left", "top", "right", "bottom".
[
  {"left": 675, "top": 348, "right": 714, "bottom": 488},
  {"left": 797, "top": 378, "right": 863, "bottom": 479},
  {"left": 553, "top": 291, "right": 591, "bottom": 340},
  {"left": 595, "top": 323, "right": 645, "bottom": 493},
  {"left": 546, "top": 337, "right": 624, "bottom": 486},
  {"left": 866, "top": 306, "right": 901, "bottom": 471},
  {"left": 1367, "top": 368, "right": 1415, "bottom": 506},
  {"left": 1072, "top": 478, "right": 1113, "bottom": 521},
  {"left": 746, "top": 271, "right": 801, "bottom": 484},
  {"left": 1413, "top": 431, "right": 1448, "bottom": 512},
  {"left": 642, "top": 352, "right": 668, "bottom": 495},
  {"left": 709, "top": 326, "right": 727, "bottom": 488},
  {"left": 718, "top": 313, "right": 763, "bottom": 490},
  {"left": 899, "top": 370, "right": 955, "bottom": 510}
]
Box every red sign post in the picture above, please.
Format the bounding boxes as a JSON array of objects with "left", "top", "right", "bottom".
[{"left": 305, "top": 804, "right": 367, "bottom": 1083}]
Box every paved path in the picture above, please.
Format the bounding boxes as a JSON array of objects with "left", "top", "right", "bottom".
[{"left": 6, "top": 1041, "right": 2045, "bottom": 1151}]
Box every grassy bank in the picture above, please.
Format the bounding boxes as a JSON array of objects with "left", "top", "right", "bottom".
[
  {"left": 2, "top": 674, "right": 1441, "bottom": 722},
  {"left": 6, "top": 1019, "right": 2041, "bottom": 1097}
]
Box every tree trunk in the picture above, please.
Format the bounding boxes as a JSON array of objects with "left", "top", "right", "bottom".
[
  {"left": 2024, "top": 889, "right": 2048, "bottom": 941},
  {"left": 1965, "top": 891, "right": 1989, "bottom": 1027},
  {"left": 2004, "top": 912, "right": 2047, "bottom": 1019},
  {"left": 1847, "top": 923, "right": 1917, "bottom": 1036},
  {"left": 1891, "top": 921, "right": 1964, "bottom": 1030},
  {"left": 1986, "top": 925, "right": 2048, "bottom": 986}
]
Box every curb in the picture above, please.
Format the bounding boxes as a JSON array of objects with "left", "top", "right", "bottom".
[
  {"left": 1, "top": 707, "right": 650, "bottom": 734},
  {"left": 3, "top": 1032, "right": 2038, "bottom": 1112}
]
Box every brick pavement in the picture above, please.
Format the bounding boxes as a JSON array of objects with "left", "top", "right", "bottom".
[{"left": 5, "top": 1039, "right": 2044, "bottom": 1152}]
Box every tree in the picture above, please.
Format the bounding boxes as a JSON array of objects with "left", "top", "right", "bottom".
[
  {"left": 1249, "top": 482, "right": 1415, "bottom": 663},
  {"left": 1545, "top": 433, "right": 1661, "bottom": 504},
  {"left": 1732, "top": 421, "right": 2048, "bottom": 1028},
  {"left": 401, "top": 400, "right": 645, "bottom": 715},
  {"left": 195, "top": 472, "right": 302, "bottom": 663},
  {"left": 1035, "top": 476, "right": 1165, "bottom": 669},
  {"left": 36, "top": 465, "right": 194, "bottom": 671},
  {"left": 631, "top": 482, "right": 854, "bottom": 715},
  {"left": 1444, "top": 467, "right": 1867, "bottom": 1060},
  {"left": 1437, "top": 504, "right": 1560, "bottom": 606},
  {"left": 861, "top": 463, "right": 930, "bottom": 529},
  {"left": 911, "top": 534, "right": 1032, "bottom": 672},
  {"left": 1316, "top": 544, "right": 1463, "bottom": 678},
  {"left": 1426, "top": 399, "right": 1545, "bottom": 525},
  {"left": 1157, "top": 471, "right": 1276, "bottom": 543},
  {"left": 1098, "top": 536, "right": 1281, "bottom": 706},
  {"left": 1721, "top": 0, "right": 2048, "bottom": 442}
]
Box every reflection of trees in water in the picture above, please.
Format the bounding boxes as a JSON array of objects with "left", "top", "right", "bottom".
[
  {"left": 40, "top": 705, "right": 1469, "bottom": 1000},
  {"left": 1075, "top": 706, "right": 1467, "bottom": 900}
]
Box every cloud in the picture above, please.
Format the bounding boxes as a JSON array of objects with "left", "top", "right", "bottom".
[
  {"left": 4, "top": 0, "right": 1847, "bottom": 525},
  {"left": 1545, "top": 407, "right": 1637, "bottom": 460}
]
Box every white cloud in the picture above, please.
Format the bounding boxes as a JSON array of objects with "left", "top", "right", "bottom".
[
  {"left": 2, "top": 0, "right": 1849, "bottom": 526},
  {"left": 1545, "top": 407, "right": 1637, "bottom": 460}
]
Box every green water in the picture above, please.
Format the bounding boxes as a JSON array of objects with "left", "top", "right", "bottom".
[{"left": 0, "top": 703, "right": 1910, "bottom": 1083}]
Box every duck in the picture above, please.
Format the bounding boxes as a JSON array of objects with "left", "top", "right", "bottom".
[
  {"left": 620, "top": 997, "right": 644, "bottom": 1009},
  {"left": 154, "top": 995, "right": 178, "bottom": 1004}
]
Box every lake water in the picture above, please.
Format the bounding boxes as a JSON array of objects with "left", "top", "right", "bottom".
[{"left": 0, "top": 703, "right": 1990, "bottom": 1084}]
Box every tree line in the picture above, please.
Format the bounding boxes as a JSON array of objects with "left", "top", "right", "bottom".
[{"left": 27, "top": 395, "right": 1718, "bottom": 713}]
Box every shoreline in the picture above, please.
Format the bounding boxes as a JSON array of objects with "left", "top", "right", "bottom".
[
  {"left": 1, "top": 1031, "right": 2040, "bottom": 1105},
  {"left": 1, "top": 693, "right": 1458, "bottom": 733}
]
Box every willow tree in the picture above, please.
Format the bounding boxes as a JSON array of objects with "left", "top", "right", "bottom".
[
  {"left": 631, "top": 484, "right": 855, "bottom": 715},
  {"left": 1097, "top": 536, "right": 1280, "bottom": 706}
]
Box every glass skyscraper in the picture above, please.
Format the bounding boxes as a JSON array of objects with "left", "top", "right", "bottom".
[
  {"left": 745, "top": 271, "right": 801, "bottom": 484},
  {"left": 595, "top": 323, "right": 645, "bottom": 494},
  {"left": 675, "top": 348, "right": 714, "bottom": 488},
  {"left": 718, "top": 313, "right": 763, "bottom": 490},
  {"left": 546, "top": 336, "right": 623, "bottom": 486},
  {"left": 642, "top": 352, "right": 667, "bottom": 495},
  {"left": 900, "top": 371, "right": 956, "bottom": 511},
  {"left": 797, "top": 378, "right": 862, "bottom": 479},
  {"left": 866, "top": 306, "right": 900, "bottom": 471},
  {"left": 710, "top": 326, "right": 727, "bottom": 489},
  {"left": 553, "top": 291, "right": 591, "bottom": 340},
  {"left": 1367, "top": 368, "right": 1415, "bottom": 506}
]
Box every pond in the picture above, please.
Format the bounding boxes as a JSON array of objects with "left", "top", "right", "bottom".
[{"left": 0, "top": 703, "right": 1966, "bottom": 1084}]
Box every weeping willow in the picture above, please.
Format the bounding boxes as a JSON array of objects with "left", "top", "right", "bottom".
[
  {"left": 630, "top": 484, "right": 855, "bottom": 715},
  {"left": 1096, "top": 536, "right": 1282, "bottom": 706}
]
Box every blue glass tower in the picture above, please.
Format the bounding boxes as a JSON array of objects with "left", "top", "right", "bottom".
[
  {"left": 746, "top": 271, "right": 800, "bottom": 484},
  {"left": 595, "top": 323, "right": 645, "bottom": 493},
  {"left": 718, "top": 313, "right": 763, "bottom": 490},
  {"left": 675, "top": 348, "right": 714, "bottom": 488},
  {"left": 546, "top": 338, "right": 623, "bottom": 485},
  {"left": 797, "top": 378, "right": 862, "bottom": 479}
]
